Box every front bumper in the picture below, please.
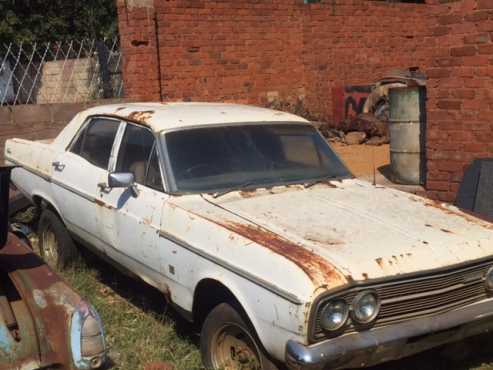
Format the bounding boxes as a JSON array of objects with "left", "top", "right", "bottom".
[{"left": 286, "top": 297, "right": 493, "bottom": 369}]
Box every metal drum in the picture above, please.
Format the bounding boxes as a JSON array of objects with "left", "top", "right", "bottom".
[{"left": 389, "top": 86, "right": 426, "bottom": 185}]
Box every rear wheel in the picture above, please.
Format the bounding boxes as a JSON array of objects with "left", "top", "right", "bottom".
[
  {"left": 38, "top": 209, "right": 79, "bottom": 269},
  {"left": 201, "top": 303, "right": 278, "bottom": 370}
]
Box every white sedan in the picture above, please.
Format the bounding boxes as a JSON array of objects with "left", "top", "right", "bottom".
[{"left": 6, "top": 102, "right": 493, "bottom": 370}]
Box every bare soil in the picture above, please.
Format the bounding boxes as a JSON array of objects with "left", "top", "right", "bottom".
[{"left": 331, "top": 142, "right": 390, "bottom": 178}]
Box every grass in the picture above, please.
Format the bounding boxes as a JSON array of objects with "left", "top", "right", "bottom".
[
  {"left": 23, "top": 227, "right": 493, "bottom": 370},
  {"left": 59, "top": 251, "right": 493, "bottom": 370},
  {"left": 59, "top": 254, "right": 203, "bottom": 370}
]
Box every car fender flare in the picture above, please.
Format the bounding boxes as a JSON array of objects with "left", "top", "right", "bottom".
[{"left": 192, "top": 272, "right": 283, "bottom": 355}]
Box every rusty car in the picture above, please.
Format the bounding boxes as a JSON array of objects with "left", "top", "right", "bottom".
[
  {"left": 0, "top": 166, "right": 106, "bottom": 369},
  {"left": 5, "top": 102, "right": 493, "bottom": 369}
]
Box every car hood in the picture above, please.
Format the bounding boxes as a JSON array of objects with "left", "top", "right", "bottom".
[{"left": 201, "top": 179, "right": 493, "bottom": 282}]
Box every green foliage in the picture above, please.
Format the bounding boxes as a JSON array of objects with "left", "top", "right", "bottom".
[{"left": 0, "top": 0, "right": 117, "bottom": 45}]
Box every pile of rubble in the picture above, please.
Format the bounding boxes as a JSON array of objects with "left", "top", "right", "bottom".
[{"left": 317, "top": 113, "right": 389, "bottom": 146}]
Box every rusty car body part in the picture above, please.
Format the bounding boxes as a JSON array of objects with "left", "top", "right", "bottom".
[
  {"left": 0, "top": 166, "right": 107, "bottom": 369},
  {"left": 362, "top": 68, "right": 427, "bottom": 120},
  {"left": 287, "top": 296, "right": 493, "bottom": 369},
  {"left": 214, "top": 221, "right": 346, "bottom": 289},
  {"left": 0, "top": 233, "right": 107, "bottom": 370},
  {"left": 7, "top": 103, "right": 493, "bottom": 369}
]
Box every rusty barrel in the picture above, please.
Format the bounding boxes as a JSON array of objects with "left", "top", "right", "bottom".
[{"left": 389, "top": 86, "right": 426, "bottom": 185}]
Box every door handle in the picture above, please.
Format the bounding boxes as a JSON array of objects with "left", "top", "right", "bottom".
[
  {"left": 97, "top": 182, "right": 112, "bottom": 194},
  {"left": 51, "top": 161, "right": 66, "bottom": 171}
]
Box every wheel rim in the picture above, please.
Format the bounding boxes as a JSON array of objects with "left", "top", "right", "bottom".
[
  {"left": 41, "top": 225, "right": 59, "bottom": 268},
  {"left": 211, "top": 323, "right": 262, "bottom": 370}
]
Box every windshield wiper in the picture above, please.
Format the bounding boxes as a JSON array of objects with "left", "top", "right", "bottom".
[
  {"left": 304, "top": 175, "right": 338, "bottom": 189},
  {"left": 212, "top": 181, "right": 256, "bottom": 199}
]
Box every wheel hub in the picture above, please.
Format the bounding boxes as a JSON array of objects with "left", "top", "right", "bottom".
[
  {"left": 212, "top": 324, "right": 261, "bottom": 370},
  {"left": 42, "top": 226, "right": 59, "bottom": 268}
]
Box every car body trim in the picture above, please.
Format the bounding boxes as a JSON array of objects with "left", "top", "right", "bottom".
[
  {"left": 158, "top": 230, "right": 303, "bottom": 305},
  {"left": 287, "top": 297, "right": 493, "bottom": 369}
]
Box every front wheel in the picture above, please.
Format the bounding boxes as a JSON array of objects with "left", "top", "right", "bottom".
[
  {"left": 38, "top": 209, "right": 79, "bottom": 270},
  {"left": 200, "top": 303, "right": 279, "bottom": 370}
]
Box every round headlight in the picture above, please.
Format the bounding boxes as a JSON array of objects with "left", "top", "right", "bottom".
[
  {"left": 485, "top": 266, "right": 493, "bottom": 291},
  {"left": 320, "top": 300, "right": 349, "bottom": 331},
  {"left": 351, "top": 291, "right": 380, "bottom": 324}
]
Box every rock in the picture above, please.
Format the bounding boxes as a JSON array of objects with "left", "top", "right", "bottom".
[
  {"left": 340, "top": 113, "right": 389, "bottom": 138},
  {"left": 344, "top": 131, "right": 367, "bottom": 145},
  {"left": 144, "top": 362, "right": 175, "bottom": 370},
  {"left": 366, "top": 136, "right": 389, "bottom": 146}
]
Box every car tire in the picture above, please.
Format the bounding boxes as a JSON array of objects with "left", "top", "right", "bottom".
[
  {"left": 38, "top": 209, "right": 79, "bottom": 270},
  {"left": 200, "top": 303, "right": 279, "bottom": 370}
]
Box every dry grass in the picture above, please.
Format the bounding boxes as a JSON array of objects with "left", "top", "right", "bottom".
[
  {"left": 59, "top": 254, "right": 203, "bottom": 370},
  {"left": 58, "top": 251, "right": 493, "bottom": 370}
]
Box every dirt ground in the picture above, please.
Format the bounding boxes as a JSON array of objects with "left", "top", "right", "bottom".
[{"left": 331, "top": 142, "right": 390, "bottom": 178}]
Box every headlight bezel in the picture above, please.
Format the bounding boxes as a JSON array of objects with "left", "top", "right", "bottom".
[
  {"left": 484, "top": 266, "right": 493, "bottom": 292},
  {"left": 350, "top": 290, "right": 381, "bottom": 325},
  {"left": 319, "top": 299, "right": 350, "bottom": 332},
  {"left": 310, "top": 288, "right": 382, "bottom": 341},
  {"left": 70, "top": 301, "right": 107, "bottom": 370}
]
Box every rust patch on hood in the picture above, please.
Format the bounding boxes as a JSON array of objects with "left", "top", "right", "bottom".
[
  {"left": 239, "top": 190, "right": 258, "bottom": 198},
  {"left": 423, "top": 199, "right": 493, "bottom": 230},
  {"left": 127, "top": 110, "right": 154, "bottom": 125},
  {"left": 217, "top": 221, "right": 347, "bottom": 288}
]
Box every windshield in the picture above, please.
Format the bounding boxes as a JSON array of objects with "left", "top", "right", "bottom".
[{"left": 164, "top": 123, "right": 352, "bottom": 193}]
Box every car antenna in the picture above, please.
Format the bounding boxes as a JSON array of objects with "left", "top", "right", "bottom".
[{"left": 372, "top": 145, "right": 377, "bottom": 187}]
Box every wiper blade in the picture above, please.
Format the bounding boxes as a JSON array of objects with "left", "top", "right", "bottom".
[
  {"left": 212, "top": 181, "right": 256, "bottom": 198},
  {"left": 304, "top": 176, "right": 337, "bottom": 189}
]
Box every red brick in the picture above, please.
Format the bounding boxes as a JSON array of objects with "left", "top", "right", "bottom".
[
  {"left": 437, "top": 100, "right": 462, "bottom": 110},
  {"left": 427, "top": 180, "right": 451, "bottom": 192},
  {"left": 478, "top": 44, "right": 493, "bottom": 54},
  {"left": 450, "top": 46, "right": 477, "bottom": 57},
  {"left": 438, "top": 14, "right": 463, "bottom": 25},
  {"left": 463, "top": 33, "right": 490, "bottom": 44},
  {"left": 478, "top": 0, "right": 493, "bottom": 9}
]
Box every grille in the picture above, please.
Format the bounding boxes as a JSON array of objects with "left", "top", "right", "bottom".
[{"left": 312, "top": 260, "right": 493, "bottom": 341}]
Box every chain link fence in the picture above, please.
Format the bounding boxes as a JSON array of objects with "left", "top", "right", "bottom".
[{"left": 0, "top": 38, "right": 123, "bottom": 106}]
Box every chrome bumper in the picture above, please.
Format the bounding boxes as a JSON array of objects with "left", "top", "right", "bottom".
[{"left": 286, "top": 298, "right": 493, "bottom": 370}]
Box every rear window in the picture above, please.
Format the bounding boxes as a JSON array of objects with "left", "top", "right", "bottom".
[{"left": 71, "top": 118, "right": 120, "bottom": 170}]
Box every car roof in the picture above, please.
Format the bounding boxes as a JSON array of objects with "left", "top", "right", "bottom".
[{"left": 81, "top": 102, "right": 310, "bottom": 132}]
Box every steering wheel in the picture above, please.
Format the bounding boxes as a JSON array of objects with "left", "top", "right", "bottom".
[{"left": 181, "top": 163, "right": 221, "bottom": 178}]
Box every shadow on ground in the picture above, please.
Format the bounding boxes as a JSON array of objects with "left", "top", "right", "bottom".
[
  {"left": 79, "top": 248, "right": 199, "bottom": 342},
  {"left": 78, "top": 248, "right": 493, "bottom": 370}
]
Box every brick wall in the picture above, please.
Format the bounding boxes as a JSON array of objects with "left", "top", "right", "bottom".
[
  {"left": 425, "top": 0, "right": 493, "bottom": 201},
  {"left": 117, "top": 0, "right": 493, "bottom": 201},
  {"left": 302, "top": 0, "right": 433, "bottom": 120},
  {"left": 0, "top": 100, "right": 125, "bottom": 163},
  {"left": 118, "top": 0, "right": 433, "bottom": 112}
]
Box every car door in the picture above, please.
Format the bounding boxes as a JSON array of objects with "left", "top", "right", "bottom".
[
  {"left": 51, "top": 117, "right": 122, "bottom": 251},
  {"left": 96, "top": 122, "right": 169, "bottom": 284}
]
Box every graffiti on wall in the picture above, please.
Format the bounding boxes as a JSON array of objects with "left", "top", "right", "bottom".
[{"left": 332, "top": 85, "right": 373, "bottom": 125}]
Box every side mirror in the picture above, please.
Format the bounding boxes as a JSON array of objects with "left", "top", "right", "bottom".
[
  {"left": 108, "top": 172, "right": 134, "bottom": 189},
  {"left": 107, "top": 172, "right": 139, "bottom": 197},
  {"left": 0, "top": 166, "right": 14, "bottom": 248}
]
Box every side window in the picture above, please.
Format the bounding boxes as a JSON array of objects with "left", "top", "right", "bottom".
[
  {"left": 146, "top": 146, "right": 164, "bottom": 192},
  {"left": 70, "top": 118, "right": 120, "bottom": 170},
  {"left": 116, "top": 124, "right": 155, "bottom": 186}
]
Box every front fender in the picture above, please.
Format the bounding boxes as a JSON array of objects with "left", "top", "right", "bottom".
[{"left": 191, "top": 269, "right": 308, "bottom": 361}]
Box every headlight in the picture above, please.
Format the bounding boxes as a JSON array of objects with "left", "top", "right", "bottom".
[
  {"left": 70, "top": 301, "right": 107, "bottom": 369},
  {"left": 320, "top": 299, "right": 349, "bottom": 331},
  {"left": 485, "top": 266, "right": 493, "bottom": 291},
  {"left": 351, "top": 291, "right": 380, "bottom": 324}
]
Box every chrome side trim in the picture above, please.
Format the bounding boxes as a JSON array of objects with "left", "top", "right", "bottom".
[
  {"left": 6, "top": 157, "right": 51, "bottom": 182},
  {"left": 6, "top": 157, "right": 96, "bottom": 203},
  {"left": 158, "top": 230, "right": 303, "bottom": 305},
  {"left": 52, "top": 178, "right": 96, "bottom": 203},
  {"left": 66, "top": 220, "right": 167, "bottom": 280}
]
